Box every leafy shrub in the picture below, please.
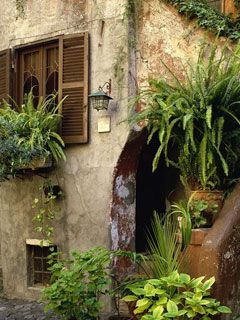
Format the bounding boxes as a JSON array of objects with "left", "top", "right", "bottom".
[
  {"left": 41, "top": 247, "right": 146, "bottom": 320},
  {"left": 0, "top": 92, "right": 65, "bottom": 180},
  {"left": 42, "top": 247, "right": 111, "bottom": 320},
  {"left": 122, "top": 270, "right": 231, "bottom": 320}
]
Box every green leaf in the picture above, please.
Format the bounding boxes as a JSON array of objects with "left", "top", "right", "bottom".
[
  {"left": 179, "top": 273, "right": 191, "bottom": 284},
  {"left": 206, "top": 106, "right": 212, "bottom": 129},
  {"left": 167, "top": 300, "right": 178, "bottom": 314},
  {"left": 144, "top": 283, "right": 156, "bottom": 296},
  {"left": 148, "top": 279, "right": 162, "bottom": 286},
  {"left": 193, "top": 305, "right": 205, "bottom": 314},
  {"left": 187, "top": 310, "right": 196, "bottom": 318},
  {"left": 136, "top": 298, "right": 150, "bottom": 308},
  {"left": 131, "top": 288, "right": 146, "bottom": 295},
  {"left": 217, "top": 306, "right": 232, "bottom": 313},
  {"left": 134, "top": 303, "right": 151, "bottom": 314},
  {"left": 122, "top": 295, "right": 137, "bottom": 302},
  {"left": 153, "top": 306, "right": 164, "bottom": 319},
  {"left": 193, "top": 292, "right": 202, "bottom": 302},
  {"left": 202, "top": 277, "right": 215, "bottom": 291},
  {"left": 156, "top": 297, "right": 168, "bottom": 305},
  {"left": 142, "top": 315, "right": 154, "bottom": 320}
]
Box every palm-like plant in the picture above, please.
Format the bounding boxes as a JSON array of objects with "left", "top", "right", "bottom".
[
  {"left": 146, "top": 212, "right": 182, "bottom": 278},
  {"left": 129, "top": 43, "right": 240, "bottom": 190}
]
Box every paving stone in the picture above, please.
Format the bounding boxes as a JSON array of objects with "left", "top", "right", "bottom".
[{"left": 0, "top": 298, "right": 61, "bottom": 320}]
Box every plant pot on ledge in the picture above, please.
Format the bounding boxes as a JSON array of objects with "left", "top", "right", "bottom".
[
  {"left": 189, "top": 190, "right": 224, "bottom": 226},
  {"left": 180, "top": 228, "right": 210, "bottom": 277},
  {"left": 16, "top": 156, "right": 52, "bottom": 171}
]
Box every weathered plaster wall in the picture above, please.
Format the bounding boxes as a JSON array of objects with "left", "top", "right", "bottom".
[
  {"left": 110, "top": 0, "right": 222, "bottom": 259},
  {"left": 136, "top": 0, "right": 226, "bottom": 85},
  {"left": 0, "top": 0, "right": 130, "bottom": 300},
  {"left": 111, "top": 2, "right": 240, "bottom": 316}
]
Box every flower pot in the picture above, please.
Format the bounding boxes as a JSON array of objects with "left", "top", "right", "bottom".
[
  {"left": 17, "top": 156, "right": 52, "bottom": 170},
  {"left": 189, "top": 190, "right": 224, "bottom": 226},
  {"left": 190, "top": 190, "right": 224, "bottom": 211}
]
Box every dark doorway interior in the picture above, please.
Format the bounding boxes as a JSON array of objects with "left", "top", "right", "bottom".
[{"left": 135, "top": 133, "right": 180, "bottom": 253}]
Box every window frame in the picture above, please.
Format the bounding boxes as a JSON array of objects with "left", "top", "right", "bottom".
[{"left": 12, "top": 33, "right": 89, "bottom": 144}]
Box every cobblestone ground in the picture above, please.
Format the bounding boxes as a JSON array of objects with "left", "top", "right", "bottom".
[{"left": 0, "top": 298, "right": 60, "bottom": 320}]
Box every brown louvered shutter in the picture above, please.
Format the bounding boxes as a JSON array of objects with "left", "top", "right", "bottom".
[
  {"left": 59, "top": 33, "right": 89, "bottom": 144},
  {"left": 0, "top": 49, "right": 11, "bottom": 103}
]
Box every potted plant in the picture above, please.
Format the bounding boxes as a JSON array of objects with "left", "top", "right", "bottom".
[
  {"left": 0, "top": 91, "right": 66, "bottom": 180},
  {"left": 129, "top": 43, "right": 240, "bottom": 212}
]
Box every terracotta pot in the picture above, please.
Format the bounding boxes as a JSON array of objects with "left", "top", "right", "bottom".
[
  {"left": 17, "top": 156, "right": 52, "bottom": 170},
  {"left": 189, "top": 190, "right": 224, "bottom": 226},
  {"left": 189, "top": 190, "right": 224, "bottom": 211}
]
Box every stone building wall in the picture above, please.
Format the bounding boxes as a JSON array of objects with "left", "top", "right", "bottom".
[
  {"left": 0, "top": 0, "right": 228, "bottom": 305},
  {"left": 0, "top": 0, "right": 130, "bottom": 300}
]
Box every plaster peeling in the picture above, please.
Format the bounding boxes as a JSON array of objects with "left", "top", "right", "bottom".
[
  {"left": 115, "top": 176, "right": 129, "bottom": 198},
  {"left": 118, "top": 184, "right": 130, "bottom": 199},
  {"left": 224, "top": 251, "right": 232, "bottom": 259},
  {"left": 111, "top": 219, "right": 119, "bottom": 250}
]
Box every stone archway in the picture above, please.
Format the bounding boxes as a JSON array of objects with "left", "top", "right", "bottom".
[{"left": 110, "top": 130, "right": 147, "bottom": 254}]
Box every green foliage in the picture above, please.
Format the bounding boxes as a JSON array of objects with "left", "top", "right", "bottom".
[
  {"left": 165, "top": 0, "right": 240, "bottom": 41},
  {"left": 129, "top": 43, "right": 240, "bottom": 190},
  {"left": 171, "top": 200, "right": 192, "bottom": 250},
  {"left": 41, "top": 247, "right": 146, "bottom": 320},
  {"left": 32, "top": 179, "right": 63, "bottom": 245},
  {"left": 15, "top": 0, "right": 25, "bottom": 19},
  {"left": 122, "top": 270, "right": 231, "bottom": 320},
  {"left": 146, "top": 212, "right": 182, "bottom": 278},
  {"left": 42, "top": 247, "right": 112, "bottom": 320},
  {"left": 188, "top": 199, "right": 209, "bottom": 229},
  {"left": 0, "top": 92, "right": 66, "bottom": 180}
]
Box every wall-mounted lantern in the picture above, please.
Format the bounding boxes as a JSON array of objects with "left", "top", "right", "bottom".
[{"left": 89, "top": 79, "right": 113, "bottom": 111}]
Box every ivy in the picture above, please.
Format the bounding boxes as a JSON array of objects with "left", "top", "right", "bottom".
[
  {"left": 165, "top": 0, "right": 240, "bottom": 41},
  {"left": 15, "top": 0, "right": 25, "bottom": 19}
]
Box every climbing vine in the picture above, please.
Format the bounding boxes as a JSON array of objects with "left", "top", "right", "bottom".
[
  {"left": 15, "top": 0, "right": 25, "bottom": 19},
  {"left": 165, "top": 0, "right": 240, "bottom": 41},
  {"left": 32, "top": 180, "right": 63, "bottom": 245}
]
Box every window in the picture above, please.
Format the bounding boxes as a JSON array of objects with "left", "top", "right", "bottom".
[
  {"left": 27, "top": 244, "right": 57, "bottom": 287},
  {"left": 0, "top": 33, "right": 89, "bottom": 144}
]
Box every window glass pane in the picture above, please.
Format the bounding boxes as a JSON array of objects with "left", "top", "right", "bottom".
[{"left": 22, "top": 50, "right": 42, "bottom": 107}]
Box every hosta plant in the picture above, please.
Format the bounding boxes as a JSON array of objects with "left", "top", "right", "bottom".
[
  {"left": 129, "top": 43, "right": 240, "bottom": 190},
  {"left": 0, "top": 91, "right": 66, "bottom": 180},
  {"left": 122, "top": 270, "right": 231, "bottom": 320}
]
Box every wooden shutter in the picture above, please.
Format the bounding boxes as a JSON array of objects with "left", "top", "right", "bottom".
[
  {"left": 0, "top": 49, "right": 11, "bottom": 103},
  {"left": 59, "top": 33, "right": 89, "bottom": 144}
]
